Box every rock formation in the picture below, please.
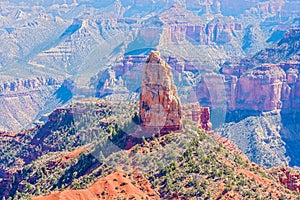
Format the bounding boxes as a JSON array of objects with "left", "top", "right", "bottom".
[
  {"left": 279, "top": 168, "right": 300, "bottom": 192},
  {"left": 198, "top": 29, "right": 300, "bottom": 115},
  {"left": 0, "top": 77, "right": 61, "bottom": 131},
  {"left": 0, "top": 77, "right": 58, "bottom": 93},
  {"left": 139, "top": 51, "right": 182, "bottom": 135},
  {"left": 182, "top": 103, "right": 212, "bottom": 131},
  {"left": 157, "top": 5, "right": 242, "bottom": 45},
  {"left": 200, "top": 107, "right": 212, "bottom": 131},
  {"left": 95, "top": 69, "right": 128, "bottom": 98}
]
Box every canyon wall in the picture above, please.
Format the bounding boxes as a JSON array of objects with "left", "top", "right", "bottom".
[
  {"left": 157, "top": 5, "right": 243, "bottom": 45},
  {"left": 225, "top": 62, "right": 300, "bottom": 114},
  {"left": 0, "top": 77, "right": 61, "bottom": 131},
  {"left": 198, "top": 61, "right": 300, "bottom": 114},
  {"left": 214, "top": 29, "right": 300, "bottom": 167},
  {"left": 197, "top": 29, "right": 300, "bottom": 115},
  {"left": 0, "top": 77, "right": 57, "bottom": 93}
]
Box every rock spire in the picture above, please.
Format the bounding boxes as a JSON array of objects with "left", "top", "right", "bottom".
[{"left": 139, "top": 51, "right": 182, "bottom": 135}]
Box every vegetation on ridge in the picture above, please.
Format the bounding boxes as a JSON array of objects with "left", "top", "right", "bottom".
[{"left": 1, "top": 99, "right": 299, "bottom": 199}]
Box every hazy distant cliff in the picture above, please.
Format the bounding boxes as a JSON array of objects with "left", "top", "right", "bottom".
[
  {"left": 197, "top": 29, "right": 300, "bottom": 115},
  {"left": 0, "top": 77, "right": 61, "bottom": 131},
  {"left": 214, "top": 29, "right": 300, "bottom": 167}
]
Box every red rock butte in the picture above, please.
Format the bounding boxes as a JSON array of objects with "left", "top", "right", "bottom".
[
  {"left": 139, "top": 51, "right": 182, "bottom": 136},
  {"left": 182, "top": 103, "right": 212, "bottom": 131}
]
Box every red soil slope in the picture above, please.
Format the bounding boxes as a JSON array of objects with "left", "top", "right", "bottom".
[{"left": 33, "top": 171, "right": 159, "bottom": 200}]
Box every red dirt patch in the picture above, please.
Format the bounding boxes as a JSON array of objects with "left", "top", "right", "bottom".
[
  {"left": 46, "top": 146, "right": 86, "bottom": 170},
  {"left": 33, "top": 171, "right": 159, "bottom": 200},
  {"left": 60, "top": 146, "right": 86, "bottom": 163},
  {"left": 237, "top": 168, "right": 271, "bottom": 185},
  {"left": 214, "top": 181, "right": 225, "bottom": 199}
]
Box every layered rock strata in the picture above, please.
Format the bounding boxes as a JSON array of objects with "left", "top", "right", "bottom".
[
  {"left": 0, "top": 77, "right": 61, "bottom": 131},
  {"left": 139, "top": 51, "right": 182, "bottom": 135},
  {"left": 182, "top": 103, "right": 212, "bottom": 131},
  {"left": 158, "top": 5, "right": 242, "bottom": 45},
  {"left": 198, "top": 29, "right": 300, "bottom": 114},
  {"left": 0, "top": 77, "right": 58, "bottom": 93}
]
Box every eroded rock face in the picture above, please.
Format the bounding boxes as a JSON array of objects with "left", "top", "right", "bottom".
[
  {"left": 158, "top": 5, "right": 242, "bottom": 45},
  {"left": 219, "top": 62, "right": 300, "bottom": 113},
  {"left": 96, "top": 69, "right": 128, "bottom": 98},
  {"left": 0, "top": 77, "right": 61, "bottom": 131},
  {"left": 279, "top": 168, "right": 300, "bottom": 192},
  {"left": 204, "top": 62, "right": 300, "bottom": 114},
  {"left": 0, "top": 77, "right": 58, "bottom": 93},
  {"left": 139, "top": 51, "right": 181, "bottom": 134},
  {"left": 198, "top": 29, "right": 300, "bottom": 114},
  {"left": 182, "top": 103, "right": 212, "bottom": 131},
  {"left": 235, "top": 65, "right": 286, "bottom": 111}
]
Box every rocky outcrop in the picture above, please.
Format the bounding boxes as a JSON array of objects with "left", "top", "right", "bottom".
[
  {"left": 157, "top": 5, "right": 242, "bottom": 45},
  {"left": 0, "top": 77, "right": 58, "bottom": 93},
  {"left": 139, "top": 51, "right": 181, "bottom": 135},
  {"left": 279, "top": 168, "right": 300, "bottom": 192},
  {"left": 197, "top": 29, "right": 300, "bottom": 115},
  {"left": 200, "top": 107, "right": 212, "bottom": 131},
  {"left": 0, "top": 77, "right": 61, "bottom": 131},
  {"left": 182, "top": 103, "right": 212, "bottom": 131},
  {"left": 95, "top": 69, "right": 128, "bottom": 98}
]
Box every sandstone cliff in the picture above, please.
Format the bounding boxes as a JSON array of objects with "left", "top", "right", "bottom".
[
  {"left": 0, "top": 77, "right": 57, "bottom": 93},
  {"left": 182, "top": 103, "right": 212, "bottom": 131},
  {"left": 198, "top": 29, "right": 300, "bottom": 114},
  {"left": 235, "top": 65, "right": 286, "bottom": 112},
  {"left": 0, "top": 77, "right": 61, "bottom": 131},
  {"left": 139, "top": 51, "right": 181, "bottom": 135},
  {"left": 214, "top": 29, "right": 300, "bottom": 167},
  {"left": 157, "top": 5, "right": 243, "bottom": 46}
]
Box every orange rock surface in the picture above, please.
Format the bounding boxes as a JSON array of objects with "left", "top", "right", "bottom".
[
  {"left": 139, "top": 51, "right": 182, "bottom": 135},
  {"left": 33, "top": 171, "right": 158, "bottom": 200}
]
